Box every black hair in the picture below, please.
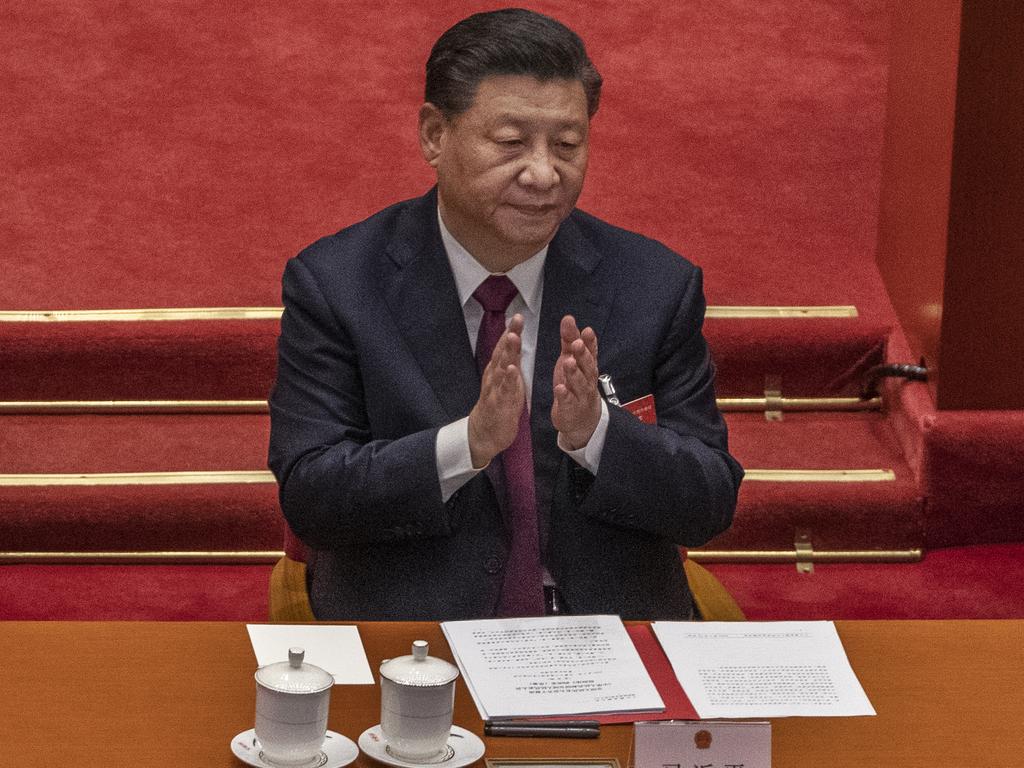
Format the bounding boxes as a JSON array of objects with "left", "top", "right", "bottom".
[{"left": 425, "top": 8, "right": 602, "bottom": 118}]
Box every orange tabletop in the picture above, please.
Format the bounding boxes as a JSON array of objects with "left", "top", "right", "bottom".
[{"left": 1, "top": 620, "right": 1022, "bottom": 767}]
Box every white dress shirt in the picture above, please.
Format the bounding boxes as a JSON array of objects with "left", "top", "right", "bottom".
[{"left": 434, "top": 210, "right": 609, "bottom": 502}]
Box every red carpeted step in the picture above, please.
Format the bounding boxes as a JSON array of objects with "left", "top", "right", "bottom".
[
  {"left": 0, "top": 414, "right": 281, "bottom": 552},
  {"left": 705, "top": 543, "right": 1024, "bottom": 620},
  {"left": 2, "top": 410, "right": 922, "bottom": 557},
  {"left": 706, "top": 317, "right": 889, "bottom": 397},
  {"left": 0, "top": 320, "right": 279, "bottom": 401},
  {"left": 0, "top": 314, "right": 888, "bottom": 401},
  {"left": 2, "top": 405, "right": 924, "bottom": 561},
  {"left": 0, "top": 564, "right": 271, "bottom": 620},
  {"left": 699, "top": 411, "right": 923, "bottom": 553},
  {"left": 883, "top": 329, "right": 1024, "bottom": 549}
]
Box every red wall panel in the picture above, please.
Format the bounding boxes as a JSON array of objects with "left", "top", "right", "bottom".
[
  {"left": 939, "top": 2, "right": 1024, "bottom": 409},
  {"left": 875, "top": 1, "right": 961, "bottom": 394},
  {"left": 876, "top": 1, "right": 1024, "bottom": 409}
]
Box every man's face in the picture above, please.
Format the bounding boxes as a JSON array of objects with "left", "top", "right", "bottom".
[{"left": 421, "top": 75, "right": 590, "bottom": 270}]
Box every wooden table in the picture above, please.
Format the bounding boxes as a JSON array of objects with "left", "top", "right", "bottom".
[{"left": 1, "top": 620, "right": 1022, "bottom": 767}]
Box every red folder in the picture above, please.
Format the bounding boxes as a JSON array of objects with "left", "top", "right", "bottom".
[{"left": 533, "top": 624, "right": 699, "bottom": 724}]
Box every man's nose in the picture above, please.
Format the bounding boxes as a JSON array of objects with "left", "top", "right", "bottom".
[{"left": 518, "top": 145, "right": 558, "bottom": 190}]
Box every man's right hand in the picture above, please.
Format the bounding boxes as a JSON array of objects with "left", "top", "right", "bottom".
[{"left": 468, "top": 314, "right": 526, "bottom": 468}]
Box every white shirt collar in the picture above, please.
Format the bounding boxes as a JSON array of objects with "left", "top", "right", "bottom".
[{"left": 437, "top": 209, "right": 547, "bottom": 313}]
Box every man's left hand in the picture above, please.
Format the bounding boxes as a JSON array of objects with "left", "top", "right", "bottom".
[{"left": 551, "top": 314, "right": 602, "bottom": 450}]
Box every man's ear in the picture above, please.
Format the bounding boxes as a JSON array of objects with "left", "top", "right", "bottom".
[{"left": 418, "top": 103, "right": 447, "bottom": 167}]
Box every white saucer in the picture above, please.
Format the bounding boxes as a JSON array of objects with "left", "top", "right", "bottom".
[
  {"left": 231, "top": 729, "right": 359, "bottom": 768},
  {"left": 358, "top": 725, "right": 485, "bottom": 768}
]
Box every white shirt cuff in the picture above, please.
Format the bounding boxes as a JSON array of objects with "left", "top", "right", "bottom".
[
  {"left": 436, "top": 417, "right": 483, "bottom": 502},
  {"left": 557, "top": 398, "right": 609, "bottom": 474}
]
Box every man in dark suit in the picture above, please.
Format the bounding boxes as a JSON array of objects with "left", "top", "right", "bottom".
[{"left": 268, "top": 9, "right": 742, "bottom": 621}]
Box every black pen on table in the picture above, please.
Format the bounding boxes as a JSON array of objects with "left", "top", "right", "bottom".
[{"left": 483, "top": 720, "right": 601, "bottom": 739}]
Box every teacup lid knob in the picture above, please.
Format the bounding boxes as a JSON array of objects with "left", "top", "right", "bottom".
[
  {"left": 379, "top": 639, "right": 458, "bottom": 686},
  {"left": 412, "top": 640, "right": 428, "bottom": 661},
  {"left": 255, "top": 646, "right": 333, "bottom": 693}
]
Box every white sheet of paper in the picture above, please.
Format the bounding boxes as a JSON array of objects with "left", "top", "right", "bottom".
[
  {"left": 441, "top": 614, "right": 663, "bottom": 719},
  {"left": 246, "top": 624, "right": 374, "bottom": 685},
  {"left": 651, "top": 621, "right": 876, "bottom": 718}
]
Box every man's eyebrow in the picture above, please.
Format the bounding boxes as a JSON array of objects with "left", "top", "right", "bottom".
[{"left": 489, "top": 114, "right": 587, "bottom": 131}]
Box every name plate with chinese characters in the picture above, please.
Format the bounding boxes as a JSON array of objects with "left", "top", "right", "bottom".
[{"left": 634, "top": 720, "right": 771, "bottom": 768}]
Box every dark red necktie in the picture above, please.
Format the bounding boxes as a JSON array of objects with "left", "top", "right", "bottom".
[{"left": 473, "top": 275, "right": 545, "bottom": 616}]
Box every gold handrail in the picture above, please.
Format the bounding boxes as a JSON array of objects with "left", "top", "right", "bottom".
[
  {"left": 0, "top": 305, "right": 859, "bottom": 322},
  {"left": 0, "top": 468, "right": 894, "bottom": 486},
  {"left": 0, "top": 396, "right": 881, "bottom": 415},
  {"left": 0, "top": 400, "right": 269, "bottom": 414},
  {"left": 0, "top": 308, "right": 283, "bottom": 322},
  {"left": 689, "top": 549, "right": 922, "bottom": 563},
  {"left": 743, "top": 469, "right": 895, "bottom": 482},
  {"left": 0, "top": 550, "right": 284, "bottom": 564},
  {"left": 705, "top": 306, "right": 858, "bottom": 318},
  {"left": 0, "top": 548, "right": 922, "bottom": 564},
  {"left": 717, "top": 396, "right": 880, "bottom": 412},
  {"left": 0, "top": 471, "right": 276, "bottom": 486}
]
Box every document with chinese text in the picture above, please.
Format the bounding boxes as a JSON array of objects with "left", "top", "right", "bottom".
[
  {"left": 651, "top": 621, "right": 875, "bottom": 717},
  {"left": 441, "top": 615, "right": 664, "bottom": 719}
]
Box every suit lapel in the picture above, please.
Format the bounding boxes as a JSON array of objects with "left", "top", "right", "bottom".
[
  {"left": 381, "top": 190, "right": 479, "bottom": 422},
  {"left": 379, "top": 199, "right": 617, "bottom": 525},
  {"left": 532, "top": 214, "right": 615, "bottom": 425},
  {"left": 531, "top": 214, "right": 616, "bottom": 508}
]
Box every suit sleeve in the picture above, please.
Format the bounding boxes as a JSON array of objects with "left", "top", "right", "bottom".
[
  {"left": 571, "top": 266, "right": 742, "bottom": 546},
  {"left": 268, "top": 256, "right": 458, "bottom": 549}
]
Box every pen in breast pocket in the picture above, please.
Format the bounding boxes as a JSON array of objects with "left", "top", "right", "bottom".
[{"left": 598, "top": 373, "right": 621, "bottom": 406}]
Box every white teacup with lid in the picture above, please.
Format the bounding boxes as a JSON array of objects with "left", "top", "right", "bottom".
[
  {"left": 379, "top": 640, "right": 460, "bottom": 761},
  {"left": 255, "top": 646, "right": 334, "bottom": 766}
]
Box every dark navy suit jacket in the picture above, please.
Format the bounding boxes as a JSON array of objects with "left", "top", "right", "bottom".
[{"left": 268, "top": 188, "right": 742, "bottom": 620}]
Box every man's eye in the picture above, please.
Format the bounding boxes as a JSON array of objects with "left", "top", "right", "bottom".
[{"left": 497, "top": 138, "right": 523, "bottom": 147}]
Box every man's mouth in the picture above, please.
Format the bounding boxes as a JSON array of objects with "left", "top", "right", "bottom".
[{"left": 508, "top": 203, "right": 557, "bottom": 215}]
